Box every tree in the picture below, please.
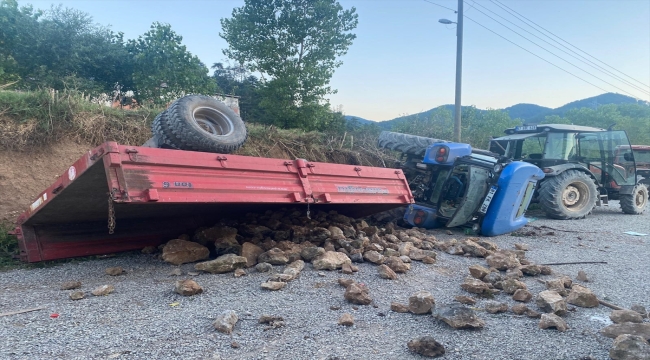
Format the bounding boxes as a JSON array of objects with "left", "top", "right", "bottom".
[
  {"left": 220, "top": 0, "right": 358, "bottom": 130},
  {"left": 212, "top": 62, "right": 263, "bottom": 122},
  {"left": 127, "top": 22, "right": 216, "bottom": 105}
]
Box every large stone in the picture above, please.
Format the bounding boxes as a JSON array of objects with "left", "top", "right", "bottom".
[
  {"left": 486, "top": 251, "right": 520, "bottom": 270},
  {"left": 338, "top": 313, "right": 354, "bottom": 326},
  {"left": 378, "top": 264, "right": 398, "bottom": 280},
  {"left": 485, "top": 301, "right": 508, "bottom": 314},
  {"left": 162, "top": 239, "right": 210, "bottom": 265},
  {"left": 301, "top": 246, "right": 326, "bottom": 262},
  {"left": 500, "top": 279, "right": 527, "bottom": 295},
  {"left": 384, "top": 256, "right": 410, "bottom": 273},
  {"left": 512, "top": 289, "right": 533, "bottom": 303},
  {"left": 407, "top": 336, "right": 446, "bottom": 358},
  {"left": 536, "top": 290, "right": 567, "bottom": 316},
  {"left": 363, "top": 250, "right": 385, "bottom": 264},
  {"left": 328, "top": 226, "right": 345, "bottom": 240},
  {"left": 261, "top": 281, "right": 286, "bottom": 291},
  {"left": 258, "top": 248, "right": 289, "bottom": 265},
  {"left": 174, "top": 279, "right": 203, "bottom": 296},
  {"left": 61, "top": 281, "right": 82, "bottom": 290},
  {"left": 461, "top": 239, "right": 489, "bottom": 257},
  {"left": 241, "top": 242, "right": 264, "bottom": 268},
  {"left": 213, "top": 310, "right": 238, "bottom": 334},
  {"left": 344, "top": 283, "right": 372, "bottom": 305},
  {"left": 520, "top": 264, "right": 541, "bottom": 276},
  {"left": 611, "top": 310, "right": 644, "bottom": 324},
  {"left": 468, "top": 265, "right": 490, "bottom": 280},
  {"left": 194, "top": 254, "right": 247, "bottom": 274},
  {"left": 566, "top": 285, "right": 599, "bottom": 308},
  {"left": 434, "top": 304, "right": 485, "bottom": 329},
  {"left": 391, "top": 302, "right": 410, "bottom": 313},
  {"left": 609, "top": 334, "right": 650, "bottom": 360},
  {"left": 539, "top": 313, "right": 568, "bottom": 332},
  {"left": 601, "top": 323, "right": 650, "bottom": 341},
  {"left": 460, "top": 277, "right": 490, "bottom": 295},
  {"left": 312, "top": 251, "right": 351, "bottom": 270},
  {"left": 409, "top": 290, "right": 435, "bottom": 315},
  {"left": 91, "top": 285, "right": 115, "bottom": 296}
]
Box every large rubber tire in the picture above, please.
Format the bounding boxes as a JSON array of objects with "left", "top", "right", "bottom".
[
  {"left": 620, "top": 183, "right": 648, "bottom": 215},
  {"left": 377, "top": 131, "right": 447, "bottom": 156},
  {"left": 153, "top": 95, "right": 247, "bottom": 153},
  {"left": 538, "top": 170, "right": 598, "bottom": 220}
]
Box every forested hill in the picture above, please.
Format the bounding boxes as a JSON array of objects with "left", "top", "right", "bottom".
[{"left": 347, "top": 93, "right": 645, "bottom": 127}]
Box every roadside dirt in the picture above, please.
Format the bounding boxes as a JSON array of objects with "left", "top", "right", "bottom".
[{"left": 0, "top": 140, "right": 92, "bottom": 222}]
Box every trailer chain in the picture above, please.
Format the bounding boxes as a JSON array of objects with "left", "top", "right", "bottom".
[
  {"left": 108, "top": 189, "right": 117, "bottom": 234},
  {"left": 306, "top": 202, "right": 311, "bottom": 220}
]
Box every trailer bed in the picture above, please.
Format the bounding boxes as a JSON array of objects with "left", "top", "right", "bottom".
[{"left": 14, "top": 142, "right": 413, "bottom": 262}]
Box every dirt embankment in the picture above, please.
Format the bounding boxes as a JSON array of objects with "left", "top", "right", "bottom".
[{"left": 0, "top": 141, "right": 93, "bottom": 222}]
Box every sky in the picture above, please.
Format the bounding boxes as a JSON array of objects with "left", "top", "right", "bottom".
[{"left": 23, "top": 0, "right": 650, "bottom": 121}]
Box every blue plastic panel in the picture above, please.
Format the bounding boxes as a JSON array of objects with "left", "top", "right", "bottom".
[{"left": 481, "top": 162, "right": 545, "bottom": 236}]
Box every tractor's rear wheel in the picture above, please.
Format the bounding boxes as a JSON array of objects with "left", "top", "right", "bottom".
[
  {"left": 377, "top": 131, "right": 446, "bottom": 156},
  {"left": 620, "top": 183, "right": 648, "bottom": 215},
  {"left": 538, "top": 170, "right": 598, "bottom": 220}
]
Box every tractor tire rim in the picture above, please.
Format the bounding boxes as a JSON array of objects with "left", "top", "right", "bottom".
[
  {"left": 192, "top": 107, "right": 234, "bottom": 137},
  {"left": 562, "top": 182, "right": 589, "bottom": 211},
  {"left": 636, "top": 188, "right": 648, "bottom": 208}
]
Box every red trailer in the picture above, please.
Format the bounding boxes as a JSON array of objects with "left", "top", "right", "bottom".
[{"left": 14, "top": 142, "right": 413, "bottom": 262}]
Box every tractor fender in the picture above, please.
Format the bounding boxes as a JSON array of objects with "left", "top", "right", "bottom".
[{"left": 541, "top": 163, "right": 600, "bottom": 186}]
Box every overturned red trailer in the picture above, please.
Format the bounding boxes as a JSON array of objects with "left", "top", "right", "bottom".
[{"left": 14, "top": 142, "right": 414, "bottom": 262}]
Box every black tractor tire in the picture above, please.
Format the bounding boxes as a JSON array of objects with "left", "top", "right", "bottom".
[
  {"left": 538, "top": 170, "right": 598, "bottom": 220},
  {"left": 153, "top": 95, "right": 247, "bottom": 153},
  {"left": 377, "top": 131, "right": 447, "bottom": 156},
  {"left": 620, "top": 183, "right": 648, "bottom": 215}
]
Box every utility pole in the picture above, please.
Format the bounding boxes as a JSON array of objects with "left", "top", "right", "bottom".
[{"left": 453, "top": 0, "right": 463, "bottom": 142}]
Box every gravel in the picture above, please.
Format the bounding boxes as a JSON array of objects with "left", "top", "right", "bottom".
[{"left": 1, "top": 201, "right": 649, "bottom": 359}]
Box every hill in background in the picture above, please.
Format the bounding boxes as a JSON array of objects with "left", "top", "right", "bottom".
[{"left": 348, "top": 92, "right": 645, "bottom": 128}]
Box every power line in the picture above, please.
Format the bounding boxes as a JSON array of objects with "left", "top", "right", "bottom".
[
  {"left": 422, "top": 0, "right": 457, "bottom": 13},
  {"left": 491, "top": 0, "right": 650, "bottom": 91},
  {"left": 461, "top": 2, "right": 643, "bottom": 99},
  {"left": 474, "top": 1, "right": 649, "bottom": 96}
]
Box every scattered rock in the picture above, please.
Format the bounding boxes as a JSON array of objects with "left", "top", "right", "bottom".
[
  {"left": 91, "top": 285, "right": 115, "bottom": 296},
  {"left": 434, "top": 304, "right": 485, "bottom": 329},
  {"left": 391, "top": 302, "right": 410, "bottom": 313},
  {"left": 363, "top": 250, "right": 385, "bottom": 264},
  {"left": 258, "top": 248, "right": 289, "bottom": 265},
  {"left": 454, "top": 296, "right": 476, "bottom": 305},
  {"left": 60, "top": 281, "right": 81, "bottom": 290},
  {"left": 539, "top": 313, "right": 568, "bottom": 332},
  {"left": 610, "top": 310, "right": 644, "bottom": 324},
  {"left": 241, "top": 242, "right": 264, "bottom": 268},
  {"left": 234, "top": 268, "right": 247, "bottom": 277},
  {"left": 261, "top": 281, "right": 286, "bottom": 291},
  {"left": 601, "top": 323, "right": 650, "bottom": 340},
  {"left": 341, "top": 263, "right": 354, "bottom": 275},
  {"left": 545, "top": 278, "right": 569, "bottom": 296},
  {"left": 577, "top": 270, "right": 589, "bottom": 282},
  {"left": 632, "top": 304, "right": 649, "bottom": 319},
  {"left": 338, "top": 278, "right": 355, "bottom": 288},
  {"left": 514, "top": 243, "right": 528, "bottom": 251},
  {"left": 301, "top": 246, "right": 326, "bottom": 262},
  {"left": 105, "top": 267, "right": 124, "bottom": 276},
  {"left": 195, "top": 254, "right": 247, "bottom": 274},
  {"left": 407, "top": 336, "right": 446, "bottom": 358},
  {"left": 259, "top": 314, "right": 285, "bottom": 329},
  {"left": 313, "top": 251, "right": 352, "bottom": 270},
  {"left": 162, "top": 239, "right": 210, "bottom": 265},
  {"left": 512, "top": 289, "right": 533, "bottom": 303},
  {"left": 461, "top": 239, "right": 489, "bottom": 257},
  {"left": 525, "top": 309, "right": 542, "bottom": 318},
  {"left": 536, "top": 290, "right": 567, "bottom": 315},
  {"left": 460, "top": 277, "right": 490, "bottom": 295},
  {"left": 500, "top": 279, "right": 527, "bottom": 295},
  {"left": 520, "top": 264, "right": 541, "bottom": 276},
  {"left": 446, "top": 230, "right": 453, "bottom": 235},
  {"left": 485, "top": 301, "right": 508, "bottom": 314},
  {"left": 384, "top": 256, "right": 410, "bottom": 273},
  {"left": 350, "top": 253, "right": 364, "bottom": 263},
  {"left": 505, "top": 268, "right": 523, "bottom": 279},
  {"left": 409, "top": 290, "right": 436, "bottom": 314},
  {"left": 255, "top": 262, "right": 273, "bottom": 273},
  {"left": 566, "top": 285, "right": 599, "bottom": 308},
  {"left": 169, "top": 268, "right": 182, "bottom": 276},
  {"left": 344, "top": 283, "right": 372, "bottom": 305},
  {"left": 483, "top": 272, "right": 503, "bottom": 285},
  {"left": 422, "top": 256, "right": 436, "bottom": 264},
  {"left": 213, "top": 310, "right": 238, "bottom": 334},
  {"left": 609, "top": 334, "right": 650, "bottom": 360},
  {"left": 511, "top": 304, "right": 528, "bottom": 315},
  {"left": 141, "top": 246, "right": 157, "bottom": 254},
  {"left": 469, "top": 264, "right": 490, "bottom": 280},
  {"left": 486, "top": 251, "right": 520, "bottom": 270},
  {"left": 338, "top": 313, "right": 354, "bottom": 326},
  {"left": 231, "top": 341, "right": 240, "bottom": 349},
  {"left": 378, "top": 264, "right": 398, "bottom": 280},
  {"left": 409, "top": 249, "right": 438, "bottom": 261},
  {"left": 174, "top": 279, "right": 203, "bottom": 296},
  {"left": 69, "top": 291, "right": 84, "bottom": 300},
  {"left": 539, "top": 265, "right": 552, "bottom": 275}
]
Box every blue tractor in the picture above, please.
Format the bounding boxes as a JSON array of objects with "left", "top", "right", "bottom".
[{"left": 378, "top": 131, "right": 544, "bottom": 236}]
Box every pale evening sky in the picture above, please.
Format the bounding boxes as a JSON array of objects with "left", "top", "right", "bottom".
[{"left": 23, "top": 0, "right": 650, "bottom": 121}]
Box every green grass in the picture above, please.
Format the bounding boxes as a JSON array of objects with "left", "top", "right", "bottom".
[{"left": 0, "top": 222, "right": 20, "bottom": 269}]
